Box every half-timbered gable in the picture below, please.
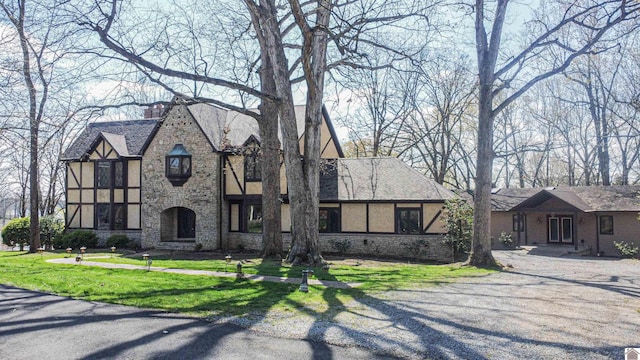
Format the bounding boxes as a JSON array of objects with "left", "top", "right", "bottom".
[{"left": 61, "top": 120, "right": 158, "bottom": 244}]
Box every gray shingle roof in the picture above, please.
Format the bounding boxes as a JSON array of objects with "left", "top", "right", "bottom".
[
  {"left": 490, "top": 188, "right": 541, "bottom": 211},
  {"left": 493, "top": 186, "right": 640, "bottom": 212},
  {"left": 61, "top": 120, "right": 159, "bottom": 160},
  {"left": 330, "top": 157, "right": 455, "bottom": 201},
  {"left": 565, "top": 186, "right": 640, "bottom": 212},
  {"left": 186, "top": 103, "right": 307, "bottom": 151}
]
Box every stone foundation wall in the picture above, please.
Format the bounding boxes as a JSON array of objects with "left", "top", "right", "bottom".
[
  {"left": 93, "top": 229, "right": 142, "bottom": 248},
  {"left": 225, "top": 232, "right": 454, "bottom": 263}
]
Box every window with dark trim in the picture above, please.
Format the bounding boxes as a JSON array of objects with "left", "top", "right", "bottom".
[
  {"left": 246, "top": 203, "right": 262, "bottom": 233},
  {"left": 397, "top": 208, "right": 421, "bottom": 235},
  {"left": 513, "top": 214, "right": 525, "bottom": 232},
  {"left": 319, "top": 208, "right": 340, "bottom": 233},
  {"left": 114, "top": 161, "right": 124, "bottom": 188},
  {"left": 599, "top": 215, "right": 614, "bottom": 235},
  {"left": 244, "top": 147, "right": 261, "bottom": 182},
  {"left": 97, "top": 204, "right": 110, "bottom": 230},
  {"left": 166, "top": 144, "right": 192, "bottom": 186},
  {"left": 96, "top": 162, "right": 111, "bottom": 188},
  {"left": 113, "top": 204, "right": 125, "bottom": 230}
]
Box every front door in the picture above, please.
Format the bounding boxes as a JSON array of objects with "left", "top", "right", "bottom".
[
  {"left": 548, "top": 216, "right": 573, "bottom": 244},
  {"left": 177, "top": 207, "right": 196, "bottom": 239}
]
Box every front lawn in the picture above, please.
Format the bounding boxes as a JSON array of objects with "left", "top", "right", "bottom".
[{"left": 0, "top": 251, "right": 494, "bottom": 318}]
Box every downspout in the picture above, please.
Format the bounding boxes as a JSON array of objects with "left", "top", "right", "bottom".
[
  {"left": 574, "top": 211, "right": 578, "bottom": 251},
  {"left": 595, "top": 213, "right": 600, "bottom": 256},
  {"left": 219, "top": 154, "right": 225, "bottom": 251},
  {"left": 516, "top": 211, "right": 522, "bottom": 247}
]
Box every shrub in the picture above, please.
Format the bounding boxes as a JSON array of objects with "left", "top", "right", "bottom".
[
  {"left": 40, "top": 216, "right": 64, "bottom": 250},
  {"left": 106, "top": 235, "right": 131, "bottom": 249},
  {"left": 613, "top": 241, "right": 639, "bottom": 258},
  {"left": 499, "top": 232, "right": 514, "bottom": 249},
  {"left": 2, "top": 217, "right": 30, "bottom": 250},
  {"left": 328, "top": 238, "right": 351, "bottom": 254},
  {"left": 56, "top": 230, "right": 98, "bottom": 250},
  {"left": 442, "top": 198, "right": 473, "bottom": 261}
]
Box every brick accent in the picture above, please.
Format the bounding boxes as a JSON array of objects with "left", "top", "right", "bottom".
[{"left": 141, "top": 105, "right": 221, "bottom": 250}]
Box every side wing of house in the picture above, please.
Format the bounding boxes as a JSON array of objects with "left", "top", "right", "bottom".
[{"left": 65, "top": 136, "right": 142, "bottom": 232}]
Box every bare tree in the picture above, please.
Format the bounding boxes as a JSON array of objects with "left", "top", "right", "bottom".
[
  {"left": 82, "top": 0, "right": 435, "bottom": 264},
  {"left": 469, "top": 0, "right": 640, "bottom": 266}
]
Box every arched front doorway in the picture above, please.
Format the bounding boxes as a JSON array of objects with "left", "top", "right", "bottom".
[{"left": 160, "top": 207, "right": 196, "bottom": 241}]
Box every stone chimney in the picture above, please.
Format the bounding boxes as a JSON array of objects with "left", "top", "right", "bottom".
[{"left": 144, "top": 104, "right": 165, "bottom": 119}]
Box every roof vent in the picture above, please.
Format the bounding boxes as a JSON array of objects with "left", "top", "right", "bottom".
[
  {"left": 544, "top": 186, "right": 555, "bottom": 191},
  {"left": 491, "top": 188, "right": 500, "bottom": 194}
]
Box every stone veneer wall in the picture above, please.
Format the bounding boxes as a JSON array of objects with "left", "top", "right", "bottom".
[
  {"left": 94, "top": 230, "right": 142, "bottom": 247},
  {"left": 141, "top": 105, "right": 221, "bottom": 250},
  {"left": 225, "top": 232, "right": 454, "bottom": 263}
]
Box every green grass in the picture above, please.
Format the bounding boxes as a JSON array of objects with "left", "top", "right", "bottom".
[{"left": 0, "top": 251, "right": 494, "bottom": 319}]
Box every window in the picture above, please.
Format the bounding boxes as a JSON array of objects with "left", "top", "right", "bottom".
[
  {"left": 97, "top": 162, "right": 111, "bottom": 188},
  {"left": 397, "top": 208, "right": 421, "bottom": 235},
  {"left": 166, "top": 144, "right": 192, "bottom": 186},
  {"left": 246, "top": 204, "right": 262, "bottom": 233},
  {"left": 319, "top": 208, "right": 340, "bottom": 233},
  {"left": 96, "top": 204, "right": 125, "bottom": 230},
  {"left": 113, "top": 204, "right": 125, "bottom": 230},
  {"left": 114, "top": 161, "right": 124, "bottom": 188},
  {"left": 244, "top": 149, "right": 261, "bottom": 182},
  {"left": 97, "top": 204, "right": 110, "bottom": 230},
  {"left": 513, "top": 214, "right": 525, "bottom": 232},
  {"left": 599, "top": 215, "right": 614, "bottom": 235}
]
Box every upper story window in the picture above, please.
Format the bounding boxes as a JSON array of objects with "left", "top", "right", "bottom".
[
  {"left": 166, "top": 144, "right": 192, "bottom": 186},
  {"left": 96, "top": 161, "right": 124, "bottom": 189},
  {"left": 97, "top": 162, "right": 111, "bottom": 188},
  {"left": 244, "top": 142, "right": 261, "bottom": 182}
]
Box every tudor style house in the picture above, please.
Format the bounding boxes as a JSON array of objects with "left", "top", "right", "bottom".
[
  {"left": 62, "top": 97, "right": 456, "bottom": 262},
  {"left": 490, "top": 186, "right": 640, "bottom": 256}
]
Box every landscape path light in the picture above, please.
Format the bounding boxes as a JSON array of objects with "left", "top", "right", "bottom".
[
  {"left": 299, "top": 269, "right": 314, "bottom": 293},
  {"left": 143, "top": 253, "right": 152, "bottom": 271},
  {"left": 80, "top": 246, "right": 86, "bottom": 259},
  {"left": 37, "top": 247, "right": 44, "bottom": 259},
  {"left": 236, "top": 262, "right": 243, "bottom": 278},
  {"left": 110, "top": 247, "right": 116, "bottom": 257},
  {"left": 66, "top": 248, "right": 72, "bottom": 258},
  {"left": 224, "top": 254, "right": 232, "bottom": 272}
]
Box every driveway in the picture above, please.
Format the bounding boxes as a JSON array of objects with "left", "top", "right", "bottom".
[
  {"left": 0, "top": 285, "right": 390, "bottom": 360},
  {"left": 233, "top": 249, "right": 640, "bottom": 359},
  {"left": 2, "top": 249, "right": 639, "bottom": 359}
]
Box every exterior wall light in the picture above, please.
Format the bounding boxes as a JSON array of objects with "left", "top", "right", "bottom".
[{"left": 165, "top": 144, "right": 192, "bottom": 186}]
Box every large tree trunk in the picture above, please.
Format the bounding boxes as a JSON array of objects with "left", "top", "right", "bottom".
[
  {"left": 470, "top": 88, "right": 496, "bottom": 266},
  {"left": 467, "top": 0, "right": 504, "bottom": 267},
  {"left": 246, "top": 0, "right": 324, "bottom": 265},
  {"left": 12, "top": 0, "right": 41, "bottom": 252},
  {"left": 258, "top": 53, "right": 283, "bottom": 259},
  {"left": 284, "top": 0, "right": 331, "bottom": 265}
]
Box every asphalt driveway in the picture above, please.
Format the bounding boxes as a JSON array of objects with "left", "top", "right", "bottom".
[
  {"left": 1, "top": 248, "right": 639, "bottom": 359},
  {"left": 0, "top": 285, "right": 389, "bottom": 360},
  {"left": 233, "top": 249, "right": 640, "bottom": 359}
]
